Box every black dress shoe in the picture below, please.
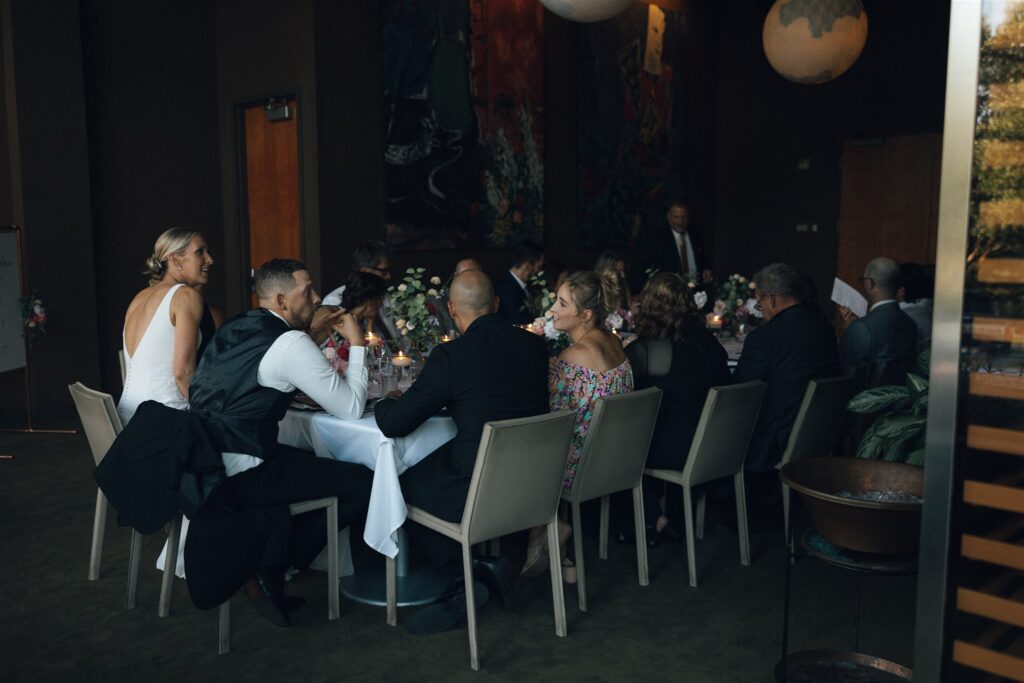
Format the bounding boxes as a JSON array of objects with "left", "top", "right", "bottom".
[
  {"left": 406, "top": 581, "right": 489, "bottom": 635},
  {"left": 251, "top": 569, "right": 290, "bottom": 627},
  {"left": 473, "top": 556, "right": 524, "bottom": 610}
]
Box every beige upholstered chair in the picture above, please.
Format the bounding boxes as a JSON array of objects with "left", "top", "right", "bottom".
[
  {"left": 560, "top": 387, "right": 663, "bottom": 612},
  {"left": 217, "top": 496, "right": 340, "bottom": 654},
  {"left": 386, "top": 410, "right": 577, "bottom": 671},
  {"left": 777, "top": 372, "right": 855, "bottom": 542},
  {"left": 645, "top": 380, "right": 766, "bottom": 587},
  {"left": 70, "top": 382, "right": 339, "bottom": 653},
  {"left": 69, "top": 381, "right": 177, "bottom": 613}
]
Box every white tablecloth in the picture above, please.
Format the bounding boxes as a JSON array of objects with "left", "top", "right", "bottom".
[{"left": 277, "top": 408, "right": 456, "bottom": 558}]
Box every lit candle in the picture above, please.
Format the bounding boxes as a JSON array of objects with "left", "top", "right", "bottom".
[
  {"left": 364, "top": 332, "right": 380, "bottom": 346},
  {"left": 391, "top": 352, "right": 412, "bottom": 368},
  {"left": 440, "top": 334, "right": 454, "bottom": 343},
  {"left": 707, "top": 314, "right": 722, "bottom": 330}
]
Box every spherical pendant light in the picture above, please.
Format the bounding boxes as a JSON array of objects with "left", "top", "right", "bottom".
[
  {"left": 538, "top": 0, "right": 633, "bottom": 23},
  {"left": 762, "top": 0, "right": 868, "bottom": 84}
]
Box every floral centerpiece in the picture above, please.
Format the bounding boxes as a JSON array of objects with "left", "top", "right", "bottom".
[
  {"left": 712, "top": 273, "right": 761, "bottom": 330},
  {"left": 387, "top": 267, "right": 444, "bottom": 352},
  {"left": 20, "top": 290, "right": 46, "bottom": 340}
]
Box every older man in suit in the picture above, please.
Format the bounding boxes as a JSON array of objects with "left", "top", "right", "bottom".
[
  {"left": 735, "top": 263, "right": 840, "bottom": 474},
  {"left": 375, "top": 269, "right": 549, "bottom": 633},
  {"left": 839, "top": 256, "right": 918, "bottom": 384}
]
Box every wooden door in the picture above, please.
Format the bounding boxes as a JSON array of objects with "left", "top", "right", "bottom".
[
  {"left": 242, "top": 98, "right": 301, "bottom": 300},
  {"left": 836, "top": 134, "right": 942, "bottom": 287}
]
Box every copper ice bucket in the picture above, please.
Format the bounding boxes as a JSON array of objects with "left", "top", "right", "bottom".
[{"left": 780, "top": 458, "right": 923, "bottom": 555}]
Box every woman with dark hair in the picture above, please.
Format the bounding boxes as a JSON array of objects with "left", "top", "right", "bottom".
[
  {"left": 623, "top": 273, "right": 731, "bottom": 545},
  {"left": 311, "top": 272, "right": 389, "bottom": 346}
]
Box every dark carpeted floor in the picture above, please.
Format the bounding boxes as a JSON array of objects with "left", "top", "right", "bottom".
[{"left": 0, "top": 432, "right": 916, "bottom": 682}]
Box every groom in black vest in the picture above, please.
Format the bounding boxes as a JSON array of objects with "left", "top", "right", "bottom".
[{"left": 184, "top": 259, "right": 373, "bottom": 626}]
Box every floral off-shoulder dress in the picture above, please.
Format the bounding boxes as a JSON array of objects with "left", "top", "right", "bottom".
[{"left": 550, "top": 358, "right": 634, "bottom": 490}]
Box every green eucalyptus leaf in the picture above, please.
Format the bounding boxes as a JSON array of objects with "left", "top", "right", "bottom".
[{"left": 847, "top": 386, "right": 911, "bottom": 414}]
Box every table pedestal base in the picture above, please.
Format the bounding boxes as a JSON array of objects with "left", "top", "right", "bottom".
[{"left": 340, "top": 565, "right": 454, "bottom": 607}]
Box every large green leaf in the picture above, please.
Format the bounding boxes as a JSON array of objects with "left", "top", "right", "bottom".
[
  {"left": 871, "top": 412, "right": 927, "bottom": 441},
  {"left": 917, "top": 348, "right": 931, "bottom": 375},
  {"left": 855, "top": 429, "right": 889, "bottom": 459},
  {"left": 911, "top": 392, "right": 929, "bottom": 418},
  {"left": 847, "top": 385, "right": 911, "bottom": 414},
  {"left": 904, "top": 447, "right": 926, "bottom": 466},
  {"left": 906, "top": 373, "right": 929, "bottom": 399}
]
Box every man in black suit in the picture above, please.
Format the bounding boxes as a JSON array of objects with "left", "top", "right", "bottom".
[
  {"left": 495, "top": 241, "right": 544, "bottom": 324},
  {"left": 735, "top": 263, "right": 840, "bottom": 476},
  {"left": 375, "top": 269, "right": 549, "bottom": 632},
  {"left": 635, "top": 200, "right": 712, "bottom": 286},
  {"left": 839, "top": 256, "right": 918, "bottom": 383}
]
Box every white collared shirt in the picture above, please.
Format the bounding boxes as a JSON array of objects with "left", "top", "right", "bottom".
[
  {"left": 671, "top": 231, "right": 698, "bottom": 275},
  {"left": 221, "top": 309, "right": 368, "bottom": 475},
  {"left": 510, "top": 270, "right": 530, "bottom": 296}
]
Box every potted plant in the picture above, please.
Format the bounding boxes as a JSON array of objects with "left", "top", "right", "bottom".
[{"left": 845, "top": 352, "right": 929, "bottom": 466}]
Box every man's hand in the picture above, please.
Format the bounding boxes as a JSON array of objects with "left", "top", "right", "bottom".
[
  {"left": 336, "top": 311, "right": 365, "bottom": 347},
  {"left": 836, "top": 305, "right": 858, "bottom": 334},
  {"left": 385, "top": 389, "right": 403, "bottom": 399},
  {"left": 309, "top": 306, "right": 345, "bottom": 345}
]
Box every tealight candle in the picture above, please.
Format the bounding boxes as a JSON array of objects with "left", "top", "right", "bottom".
[
  {"left": 364, "top": 332, "right": 381, "bottom": 346},
  {"left": 707, "top": 314, "right": 723, "bottom": 330},
  {"left": 440, "top": 334, "right": 454, "bottom": 343},
  {"left": 391, "top": 352, "right": 412, "bottom": 368}
]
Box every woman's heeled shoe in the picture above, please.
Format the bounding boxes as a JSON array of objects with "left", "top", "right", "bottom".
[{"left": 561, "top": 557, "right": 577, "bottom": 584}]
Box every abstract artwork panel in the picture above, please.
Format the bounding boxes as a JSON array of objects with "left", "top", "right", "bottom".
[{"left": 382, "top": 0, "right": 543, "bottom": 249}]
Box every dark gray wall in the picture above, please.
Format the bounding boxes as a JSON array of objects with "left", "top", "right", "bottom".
[
  {"left": 0, "top": 0, "right": 98, "bottom": 427},
  {"left": 79, "top": 0, "right": 222, "bottom": 397}
]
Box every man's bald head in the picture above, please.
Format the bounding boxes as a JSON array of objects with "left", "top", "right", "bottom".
[
  {"left": 864, "top": 257, "right": 901, "bottom": 299},
  {"left": 448, "top": 270, "right": 496, "bottom": 333},
  {"left": 454, "top": 258, "right": 482, "bottom": 276}
]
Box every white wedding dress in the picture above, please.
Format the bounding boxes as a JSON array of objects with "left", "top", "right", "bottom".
[{"left": 117, "top": 283, "right": 201, "bottom": 578}]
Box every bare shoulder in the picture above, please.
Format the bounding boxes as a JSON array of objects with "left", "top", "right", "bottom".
[
  {"left": 559, "top": 341, "right": 595, "bottom": 368},
  {"left": 171, "top": 284, "right": 204, "bottom": 317}
]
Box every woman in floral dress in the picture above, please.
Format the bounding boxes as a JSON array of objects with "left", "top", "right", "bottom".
[{"left": 522, "top": 270, "right": 634, "bottom": 581}]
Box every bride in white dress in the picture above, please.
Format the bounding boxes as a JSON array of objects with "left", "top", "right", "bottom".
[
  {"left": 118, "top": 228, "right": 213, "bottom": 424},
  {"left": 119, "top": 228, "right": 215, "bottom": 578}
]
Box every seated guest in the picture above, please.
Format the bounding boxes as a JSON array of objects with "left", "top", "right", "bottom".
[
  {"left": 838, "top": 256, "right": 918, "bottom": 382},
  {"left": 898, "top": 262, "right": 934, "bottom": 353},
  {"left": 119, "top": 228, "right": 215, "bottom": 424},
  {"left": 436, "top": 258, "right": 483, "bottom": 334},
  {"left": 522, "top": 271, "right": 634, "bottom": 581},
  {"left": 375, "top": 270, "right": 549, "bottom": 633},
  {"left": 625, "top": 273, "right": 731, "bottom": 545},
  {"left": 495, "top": 240, "right": 544, "bottom": 324},
  {"left": 734, "top": 264, "right": 839, "bottom": 509},
  {"left": 322, "top": 239, "right": 397, "bottom": 337},
  {"left": 183, "top": 259, "right": 373, "bottom": 627},
  {"left": 310, "top": 272, "right": 389, "bottom": 347},
  {"left": 541, "top": 257, "right": 570, "bottom": 295}
]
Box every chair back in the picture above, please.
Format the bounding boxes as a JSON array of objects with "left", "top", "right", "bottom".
[
  {"left": 118, "top": 349, "right": 127, "bottom": 386},
  {"left": 566, "top": 387, "right": 663, "bottom": 503},
  {"left": 778, "top": 373, "right": 855, "bottom": 469},
  {"left": 682, "top": 381, "right": 766, "bottom": 487},
  {"left": 461, "top": 410, "right": 576, "bottom": 545},
  {"left": 69, "top": 382, "right": 123, "bottom": 466}
]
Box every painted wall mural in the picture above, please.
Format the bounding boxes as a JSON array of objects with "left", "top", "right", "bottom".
[
  {"left": 382, "top": 0, "right": 543, "bottom": 249},
  {"left": 577, "top": 4, "right": 690, "bottom": 248}
]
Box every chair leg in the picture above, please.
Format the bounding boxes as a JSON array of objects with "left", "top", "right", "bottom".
[
  {"left": 158, "top": 514, "right": 182, "bottom": 618},
  {"left": 327, "top": 499, "right": 340, "bottom": 620},
  {"left": 734, "top": 473, "right": 751, "bottom": 567},
  {"left": 385, "top": 555, "right": 398, "bottom": 626},
  {"left": 89, "top": 489, "right": 108, "bottom": 581},
  {"left": 571, "top": 500, "right": 587, "bottom": 612},
  {"left": 598, "top": 496, "right": 609, "bottom": 560},
  {"left": 462, "top": 542, "right": 480, "bottom": 671},
  {"left": 782, "top": 481, "right": 791, "bottom": 545},
  {"left": 126, "top": 529, "right": 142, "bottom": 610},
  {"left": 547, "top": 520, "right": 567, "bottom": 637},
  {"left": 632, "top": 486, "right": 649, "bottom": 587},
  {"left": 218, "top": 601, "right": 230, "bottom": 655},
  {"left": 682, "top": 486, "right": 698, "bottom": 588},
  {"left": 695, "top": 492, "right": 707, "bottom": 540}
]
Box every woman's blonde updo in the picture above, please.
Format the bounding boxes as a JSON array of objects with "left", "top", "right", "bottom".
[
  {"left": 144, "top": 228, "right": 203, "bottom": 285},
  {"left": 563, "top": 270, "right": 618, "bottom": 326}
]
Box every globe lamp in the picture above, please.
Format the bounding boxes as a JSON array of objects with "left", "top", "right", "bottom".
[{"left": 762, "top": 0, "right": 868, "bottom": 84}]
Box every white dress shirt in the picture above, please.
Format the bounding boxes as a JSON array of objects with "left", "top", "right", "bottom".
[
  {"left": 221, "top": 310, "right": 368, "bottom": 475},
  {"left": 510, "top": 270, "right": 530, "bottom": 295}
]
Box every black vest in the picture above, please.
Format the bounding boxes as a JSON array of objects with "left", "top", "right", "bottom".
[{"left": 189, "top": 309, "right": 295, "bottom": 459}]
